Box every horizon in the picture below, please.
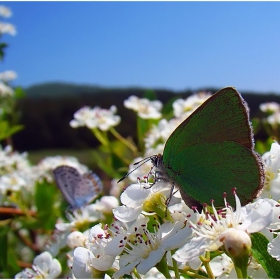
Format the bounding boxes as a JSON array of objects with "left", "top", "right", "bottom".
[{"left": 24, "top": 81, "right": 280, "bottom": 96}]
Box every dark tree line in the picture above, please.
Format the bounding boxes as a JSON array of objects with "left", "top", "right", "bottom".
[{"left": 11, "top": 83, "right": 280, "bottom": 152}]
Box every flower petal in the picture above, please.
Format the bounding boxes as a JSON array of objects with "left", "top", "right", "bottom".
[{"left": 113, "top": 205, "right": 142, "bottom": 222}]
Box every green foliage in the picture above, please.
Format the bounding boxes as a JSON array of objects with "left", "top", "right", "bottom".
[
  {"left": 251, "top": 232, "right": 280, "bottom": 278},
  {"left": 0, "top": 120, "right": 24, "bottom": 140},
  {"left": 0, "top": 84, "right": 25, "bottom": 143},
  {"left": 0, "top": 226, "right": 9, "bottom": 277},
  {"left": 92, "top": 149, "right": 123, "bottom": 179},
  {"left": 0, "top": 42, "right": 8, "bottom": 61},
  {"left": 34, "top": 180, "right": 60, "bottom": 230},
  {"left": 0, "top": 225, "right": 23, "bottom": 278},
  {"left": 14, "top": 87, "right": 26, "bottom": 99}
]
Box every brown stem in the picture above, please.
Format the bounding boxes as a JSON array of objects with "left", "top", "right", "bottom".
[
  {"left": 13, "top": 229, "right": 40, "bottom": 254},
  {"left": 0, "top": 207, "right": 36, "bottom": 217}
]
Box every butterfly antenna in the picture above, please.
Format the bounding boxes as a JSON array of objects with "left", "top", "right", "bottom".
[{"left": 117, "top": 156, "right": 154, "bottom": 183}]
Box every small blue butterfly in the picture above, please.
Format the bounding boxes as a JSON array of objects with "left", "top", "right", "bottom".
[{"left": 53, "top": 165, "right": 103, "bottom": 209}]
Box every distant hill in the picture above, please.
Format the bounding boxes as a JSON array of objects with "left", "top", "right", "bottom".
[
  {"left": 24, "top": 81, "right": 280, "bottom": 99},
  {"left": 24, "top": 82, "right": 109, "bottom": 98},
  {"left": 24, "top": 82, "right": 179, "bottom": 99},
  {"left": 11, "top": 81, "right": 280, "bottom": 152}
]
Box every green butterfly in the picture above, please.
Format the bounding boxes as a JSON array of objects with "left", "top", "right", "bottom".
[{"left": 150, "top": 87, "right": 265, "bottom": 211}]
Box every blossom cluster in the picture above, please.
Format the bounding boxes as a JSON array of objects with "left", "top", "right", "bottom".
[
  {"left": 69, "top": 105, "right": 120, "bottom": 131},
  {"left": 8, "top": 92, "right": 280, "bottom": 279},
  {"left": 0, "top": 147, "right": 90, "bottom": 202}
]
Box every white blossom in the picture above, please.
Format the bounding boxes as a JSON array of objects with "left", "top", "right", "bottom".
[
  {"left": 0, "top": 170, "right": 32, "bottom": 193},
  {"left": 0, "top": 5, "right": 12, "bottom": 18},
  {"left": 261, "top": 142, "right": 280, "bottom": 201},
  {"left": 260, "top": 102, "right": 280, "bottom": 113},
  {"left": 172, "top": 91, "right": 211, "bottom": 119},
  {"left": 45, "top": 229, "right": 71, "bottom": 257},
  {"left": 0, "top": 70, "right": 17, "bottom": 82},
  {"left": 0, "top": 81, "right": 14, "bottom": 96},
  {"left": 174, "top": 193, "right": 275, "bottom": 273},
  {"left": 70, "top": 105, "right": 120, "bottom": 131},
  {"left": 93, "top": 195, "right": 119, "bottom": 214},
  {"left": 267, "top": 112, "right": 280, "bottom": 125},
  {"left": 113, "top": 180, "right": 171, "bottom": 223},
  {"left": 124, "top": 95, "right": 162, "bottom": 119},
  {"left": 125, "top": 157, "right": 153, "bottom": 183},
  {"left": 55, "top": 204, "right": 103, "bottom": 232},
  {"left": 15, "top": 251, "right": 61, "bottom": 279},
  {"left": 110, "top": 178, "right": 126, "bottom": 197},
  {"left": 144, "top": 118, "right": 182, "bottom": 156},
  {"left": 0, "top": 146, "right": 37, "bottom": 195},
  {"left": 113, "top": 218, "right": 192, "bottom": 278},
  {"left": 0, "top": 22, "right": 16, "bottom": 35},
  {"left": 67, "top": 231, "right": 87, "bottom": 249},
  {"left": 72, "top": 223, "right": 119, "bottom": 278}
]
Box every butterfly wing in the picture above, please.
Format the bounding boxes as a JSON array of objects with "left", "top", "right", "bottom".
[
  {"left": 53, "top": 165, "right": 81, "bottom": 209},
  {"left": 168, "top": 141, "right": 264, "bottom": 210},
  {"left": 53, "top": 166, "right": 103, "bottom": 209},
  {"left": 73, "top": 172, "right": 103, "bottom": 208},
  {"left": 162, "top": 87, "right": 265, "bottom": 210}
]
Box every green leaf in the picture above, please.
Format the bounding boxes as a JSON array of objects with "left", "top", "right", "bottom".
[
  {"left": 0, "top": 226, "right": 19, "bottom": 278},
  {"left": 92, "top": 150, "right": 121, "bottom": 178},
  {"left": 0, "top": 121, "right": 8, "bottom": 138},
  {"left": 34, "top": 181, "right": 59, "bottom": 230},
  {"left": 0, "top": 121, "right": 24, "bottom": 140},
  {"left": 251, "top": 232, "right": 280, "bottom": 278},
  {"left": 0, "top": 226, "right": 8, "bottom": 272},
  {"left": 136, "top": 117, "right": 159, "bottom": 151},
  {"left": 0, "top": 42, "right": 7, "bottom": 61},
  {"left": 161, "top": 96, "right": 178, "bottom": 119},
  {"left": 6, "top": 124, "right": 24, "bottom": 137}
]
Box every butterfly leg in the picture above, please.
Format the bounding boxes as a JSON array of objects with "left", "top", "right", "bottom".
[
  {"left": 165, "top": 184, "right": 178, "bottom": 206},
  {"left": 143, "top": 168, "right": 167, "bottom": 189}
]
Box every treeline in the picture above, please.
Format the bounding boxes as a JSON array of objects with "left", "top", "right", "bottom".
[{"left": 11, "top": 82, "right": 280, "bottom": 152}]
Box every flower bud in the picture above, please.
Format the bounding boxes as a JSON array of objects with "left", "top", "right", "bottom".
[
  {"left": 222, "top": 228, "right": 251, "bottom": 278},
  {"left": 67, "top": 231, "right": 86, "bottom": 249},
  {"left": 223, "top": 228, "right": 251, "bottom": 259}
]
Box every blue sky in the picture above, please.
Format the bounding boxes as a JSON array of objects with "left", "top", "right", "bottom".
[{"left": 1, "top": 1, "right": 280, "bottom": 93}]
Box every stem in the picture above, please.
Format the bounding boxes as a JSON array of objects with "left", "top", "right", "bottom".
[
  {"left": 137, "top": 116, "right": 146, "bottom": 151},
  {"left": 0, "top": 207, "right": 36, "bottom": 217},
  {"left": 200, "top": 252, "right": 215, "bottom": 279},
  {"left": 156, "top": 254, "right": 172, "bottom": 278},
  {"left": 186, "top": 271, "right": 208, "bottom": 279},
  {"left": 91, "top": 128, "right": 109, "bottom": 146},
  {"left": 232, "top": 255, "right": 248, "bottom": 279},
  {"left": 6, "top": 136, "right": 13, "bottom": 148},
  {"left": 110, "top": 127, "right": 137, "bottom": 153},
  {"left": 16, "top": 260, "right": 32, "bottom": 269},
  {"left": 133, "top": 268, "right": 142, "bottom": 279},
  {"left": 234, "top": 266, "right": 245, "bottom": 279},
  {"left": 172, "top": 257, "right": 180, "bottom": 279},
  {"left": 13, "top": 229, "right": 40, "bottom": 253}
]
